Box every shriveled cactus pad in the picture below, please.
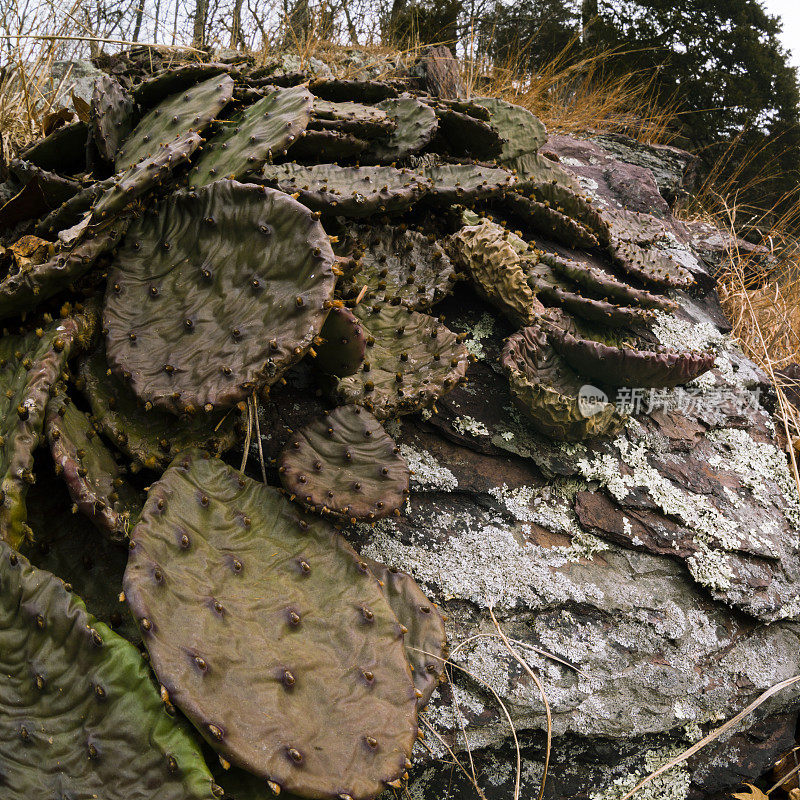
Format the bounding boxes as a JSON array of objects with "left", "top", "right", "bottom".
[
  {"left": 124, "top": 450, "right": 418, "bottom": 800},
  {"left": 80, "top": 346, "right": 237, "bottom": 469},
  {"left": 314, "top": 305, "right": 366, "bottom": 377},
  {"left": 363, "top": 557, "right": 446, "bottom": 708},
  {"left": 502, "top": 325, "right": 625, "bottom": 441},
  {"left": 333, "top": 305, "right": 470, "bottom": 419},
  {"left": 0, "top": 312, "right": 95, "bottom": 549},
  {"left": 0, "top": 542, "right": 219, "bottom": 800},
  {"left": 103, "top": 180, "right": 335, "bottom": 413},
  {"left": 278, "top": 405, "right": 410, "bottom": 521}
]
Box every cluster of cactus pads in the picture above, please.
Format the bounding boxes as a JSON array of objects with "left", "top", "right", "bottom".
[{"left": 0, "top": 50, "right": 715, "bottom": 799}]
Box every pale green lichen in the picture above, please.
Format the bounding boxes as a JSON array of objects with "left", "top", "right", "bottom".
[
  {"left": 453, "top": 415, "right": 491, "bottom": 437},
  {"left": 590, "top": 744, "right": 690, "bottom": 800},
  {"left": 399, "top": 443, "right": 459, "bottom": 491},
  {"left": 462, "top": 313, "right": 496, "bottom": 361}
]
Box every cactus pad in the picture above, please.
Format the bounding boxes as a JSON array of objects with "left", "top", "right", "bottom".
[
  {"left": 278, "top": 405, "right": 410, "bottom": 521},
  {"left": 309, "top": 78, "right": 398, "bottom": 103},
  {"left": 366, "top": 98, "right": 438, "bottom": 163},
  {"left": 290, "top": 128, "right": 369, "bottom": 161},
  {"left": 0, "top": 541, "right": 220, "bottom": 800},
  {"left": 363, "top": 556, "right": 446, "bottom": 709},
  {"left": 432, "top": 107, "right": 503, "bottom": 160},
  {"left": 91, "top": 74, "right": 136, "bottom": 162},
  {"left": 116, "top": 74, "right": 234, "bottom": 170},
  {"left": 310, "top": 99, "right": 395, "bottom": 138},
  {"left": 123, "top": 449, "right": 418, "bottom": 800},
  {"left": 502, "top": 325, "right": 625, "bottom": 441},
  {"left": 133, "top": 63, "right": 231, "bottom": 108},
  {"left": 21, "top": 122, "right": 88, "bottom": 174},
  {"left": 338, "top": 223, "right": 456, "bottom": 310},
  {"left": 609, "top": 238, "right": 693, "bottom": 291},
  {"left": 419, "top": 164, "right": 516, "bottom": 203},
  {"left": 333, "top": 304, "right": 470, "bottom": 419},
  {"left": 260, "top": 163, "right": 430, "bottom": 217},
  {"left": 314, "top": 305, "right": 366, "bottom": 377},
  {"left": 189, "top": 85, "right": 313, "bottom": 188},
  {"left": 79, "top": 346, "right": 237, "bottom": 470},
  {"left": 472, "top": 97, "right": 547, "bottom": 161},
  {"left": 45, "top": 387, "right": 142, "bottom": 541},
  {"left": 0, "top": 312, "right": 96, "bottom": 549},
  {"left": 449, "top": 218, "right": 543, "bottom": 326},
  {"left": 502, "top": 191, "right": 600, "bottom": 249},
  {"left": 103, "top": 180, "right": 335, "bottom": 413}
]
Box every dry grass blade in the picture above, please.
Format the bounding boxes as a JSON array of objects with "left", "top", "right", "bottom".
[
  {"left": 768, "top": 758, "right": 800, "bottom": 795},
  {"left": 619, "top": 675, "right": 800, "bottom": 800}
]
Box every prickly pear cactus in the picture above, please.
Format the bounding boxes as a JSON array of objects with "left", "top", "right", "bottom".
[
  {"left": 310, "top": 99, "right": 395, "bottom": 138},
  {"left": 449, "top": 218, "right": 543, "bottom": 326},
  {"left": 91, "top": 74, "right": 136, "bottom": 162},
  {"left": 472, "top": 96, "right": 547, "bottom": 161},
  {"left": 0, "top": 311, "right": 96, "bottom": 550},
  {"left": 93, "top": 132, "right": 202, "bottom": 220},
  {"left": 363, "top": 556, "right": 446, "bottom": 708},
  {"left": 124, "top": 449, "right": 418, "bottom": 800},
  {"left": 433, "top": 107, "right": 503, "bottom": 160},
  {"left": 0, "top": 541, "right": 221, "bottom": 800},
  {"left": 367, "top": 97, "right": 438, "bottom": 163},
  {"left": 278, "top": 405, "right": 410, "bottom": 521},
  {"left": 290, "top": 127, "right": 369, "bottom": 161},
  {"left": 332, "top": 305, "right": 470, "bottom": 419},
  {"left": 338, "top": 223, "right": 456, "bottom": 310},
  {"left": 502, "top": 191, "right": 600, "bottom": 249},
  {"left": 79, "top": 346, "right": 238, "bottom": 470},
  {"left": 116, "top": 74, "right": 234, "bottom": 170},
  {"left": 36, "top": 179, "right": 113, "bottom": 238},
  {"left": 314, "top": 305, "right": 366, "bottom": 377},
  {"left": 103, "top": 180, "right": 335, "bottom": 413},
  {"left": 418, "top": 163, "right": 517, "bottom": 203},
  {"left": 45, "top": 386, "right": 142, "bottom": 541},
  {"left": 309, "top": 77, "right": 398, "bottom": 103},
  {"left": 189, "top": 85, "right": 313, "bottom": 188},
  {"left": 260, "top": 162, "right": 430, "bottom": 217},
  {"left": 502, "top": 324, "right": 625, "bottom": 441}
]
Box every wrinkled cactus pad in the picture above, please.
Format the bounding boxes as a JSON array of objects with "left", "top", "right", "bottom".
[
  {"left": 502, "top": 325, "right": 625, "bottom": 441},
  {"left": 278, "top": 404, "right": 410, "bottom": 521},
  {"left": 432, "top": 107, "right": 503, "bottom": 160},
  {"left": 46, "top": 386, "right": 142, "bottom": 541},
  {"left": 449, "top": 218, "right": 543, "bottom": 326},
  {"left": 116, "top": 74, "right": 234, "bottom": 170},
  {"left": 190, "top": 85, "right": 313, "bottom": 188},
  {"left": 472, "top": 96, "right": 547, "bottom": 161},
  {"left": 0, "top": 541, "right": 220, "bottom": 800},
  {"left": 333, "top": 304, "right": 470, "bottom": 419},
  {"left": 363, "top": 556, "right": 446, "bottom": 708},
  {"left": 502, "top": 191, "right": 600, "bottom": 249},
  {"left": 310, "top": 99, "right": 395, "bottom": 139},
  {"left": 80, "top": 346, "right": 238, "bottom": 469},
  {"left": 338, "top": 223, "right": 456, "bottom": 310},
  {"left": 0, "top": 312, "right": 96, "bottom": 549},
  {"left": 366, "top": 97, "right": 438, "bottom": 163},
  {"left": 103, "top": 180, "right": 335, "bottom": 413},
  {"left": 309, "top": 78, "right": 398, "bottom": 103},
  {"left": 289, "top": 128, "right": 369, "bottom": 161},
  {"left": 91, "top": 74, "right": 136, "bottom": 162},
  {"left": 124, "top": 449, "right": 418, "bottom": 800},
  {"left": 418, "top": 163, "right": 516, "bottom": 203},
  {"left": 260, "top": 163, "right": 430, "bottom": 217},
  {"left": 314, "top": 305, "right": 366, "bottom": 377}
]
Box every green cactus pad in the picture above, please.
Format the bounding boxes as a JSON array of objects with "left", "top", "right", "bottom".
[
  {"left": 124, "top": 449, "right": 418, "bottom": 800},
  {"left": 0, "top": 219, "right": 128, "bottom": 320},
  {"left": 541, "top": 251, "right": 677, "bottom": 312},
  {"left": 189, "top": 85, "right": 313, "bottom": 188},
  {"left": 546, "top": 318, "right": 716, "bottom": 389},
  {"left": 21, "top": 121, "right": 88, "bottom": 174},
  {"left": 448, "top": 218, "right": 543, "bottom": 327},
  {"left": 9, "top": 159, "right": 82, "bottom": 207},
  {"left": 289, "top": 128, "right": 369, "bottom": 161},
  {"left": 116, "top": 74, "right": 234, "bottom": 171},
  {"left": 314, "top": 305, "right": 366, "bottom": 377},
  {"left": 362, "top": 557, "right": 446, "bottom": 709},
  {"left": 0, "top": 311, "right": 97, "bottom": 549},
  {"left": 0, "top": 541, "right": 220, "bottom": 800},
  {"left": 93, "top": 132, "right": 202, "bottom": 221},
  {"left": 260, "top": 163, "right": 430, "bottom": 217},
  {"left": 309, "top": 78, "right": 398, "bottom": 102},
  {"left": 333, "top": 304, "right": 470, "bottom": 419},
  {"left": 502, "top": 191, "right": 600, "bottom": 249},
  {"left": 103, "top": 180, "right": 335, "bottom": 413},
  {"left": 278, "top": 405, "right": 410, "bottom": 521},
  {"left": 36, "top": 179, "right": 113, "bottom": 238},
  {"left": 79, "top": 345, "right": 238, "bottom": 470},
  {"left": 505, "top": 152, "right": 583, "bottom": 192},
  {"left": 418, "top": 163, "right": 517, "bottom": 203},
  {"left": 310, "top": 99, "right": 395, "bottom": 138},
  {"left": 472, "top": 97, "right": 547, "bottom": 161},
  {"left": 90, "top": 74, "right": 136, "bottom": 162},
  {"left": 609, "top": 237, "right": 693, "bottom": 291},
  {"left": 502, "top": 324, "right": 625, "bottom": 441},
  {"left": 132, "top": 63, "right": 232, "bottom": 108},
  {"left": 338, "top": 223, "right": 455, "bottom": 310},
  {"left": 432, "top": 107, "right": 503, "bottom": 160},
  {"left": 366, "top": 98, "right": 438, "bottom": 163},
  {"left": 45, "top": 387, "right": 142, "bottom": 541}
]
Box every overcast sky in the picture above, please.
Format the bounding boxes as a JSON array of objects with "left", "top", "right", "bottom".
[{"left": 762, "top": 0, "right": 800, "bottom": 67}]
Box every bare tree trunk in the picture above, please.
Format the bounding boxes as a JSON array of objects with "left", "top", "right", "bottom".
[
  {"left": 340, "top": 0, "right": 358, "bottom": 45},
  {"left": 172, "top": 0, "right": 181, "bottom": 44},
  {"left": 193, "top": 0, "right": 208, "bottom": 47},
  {"left": 230, "top": 0, "right": 244, "bottom": 47},
  {"left": 582, "top": 0, "right": 598, "bottom": 45},
  {"left": 132, "top": 0, "right": 145, "bottom": 41}
]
